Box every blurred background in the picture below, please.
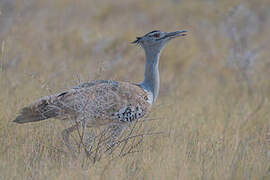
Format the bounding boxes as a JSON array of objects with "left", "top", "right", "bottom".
[{"left": 0, "top": 0, "right": 270, "bottom": 179}]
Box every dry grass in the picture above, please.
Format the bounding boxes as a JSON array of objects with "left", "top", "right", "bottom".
[{"left": 1, "top": 0, "right": 270, "bottom": 179}]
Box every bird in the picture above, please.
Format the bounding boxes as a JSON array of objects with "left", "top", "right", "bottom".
[{"left": 13, "top": 30, "right": 187, "bottom": 156}]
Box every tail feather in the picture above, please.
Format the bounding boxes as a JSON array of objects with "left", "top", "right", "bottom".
[{"left": 13, "top": 97, "right": 59, "bottom": 124}]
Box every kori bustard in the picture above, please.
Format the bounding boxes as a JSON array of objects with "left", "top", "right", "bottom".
[{"left": 14, "top": 30, "right": 187, "bottom": 155}]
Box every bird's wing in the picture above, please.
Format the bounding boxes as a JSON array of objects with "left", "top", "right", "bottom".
[
  {"left": 41, "top": 80, "right": 151, "bottom": 126},
  {"left": 14, "top": 80, "right": 116, "bottom": 123}
]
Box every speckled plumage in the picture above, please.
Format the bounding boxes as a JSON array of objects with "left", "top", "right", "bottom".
[{"left": 15, "top": 80, "right": 151, "bottom": 126}]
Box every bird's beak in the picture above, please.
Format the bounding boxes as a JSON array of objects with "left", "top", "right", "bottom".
[{"left": 165, "top": 30, "right": 187, "bottom": 39}]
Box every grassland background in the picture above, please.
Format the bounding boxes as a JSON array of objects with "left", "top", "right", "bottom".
[{"left": 0, "top": 0, "right": 270, "bottom": 179}]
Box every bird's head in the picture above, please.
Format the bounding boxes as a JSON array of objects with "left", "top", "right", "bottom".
[{"left": 132, "top": 30, "right": 187, "bottom": 53}]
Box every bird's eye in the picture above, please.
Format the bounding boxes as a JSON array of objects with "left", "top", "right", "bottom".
[{"left": 153, "top": 33, "right": 160, "bottom": 38}]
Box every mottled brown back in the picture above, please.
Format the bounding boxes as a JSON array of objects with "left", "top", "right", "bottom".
[{"left": 14, "top": 80, "right": 152, "bottom": 126}]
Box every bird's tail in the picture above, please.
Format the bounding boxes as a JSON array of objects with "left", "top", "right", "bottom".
[{"left": 13, "top": 96, "right": 59, "bottom": 124}]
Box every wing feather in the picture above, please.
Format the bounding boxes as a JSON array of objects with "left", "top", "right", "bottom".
[{"left": 54, "top": 81, "right": 151, "bottom": 126}]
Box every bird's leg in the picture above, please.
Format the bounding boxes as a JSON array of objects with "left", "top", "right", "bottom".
[
  {"left": 105, "top": 124, "right": 126, "bottom": 153},
  {"left": 82, "top": 130, "right": 96, "bottom": 156},
  {"left": 62, "top": 124, "right": 78, "bottom": 159}
]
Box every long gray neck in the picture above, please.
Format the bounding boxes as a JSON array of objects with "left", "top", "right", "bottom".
[{"left": 140, "top": 48, "right": 161, "bottom": 104}]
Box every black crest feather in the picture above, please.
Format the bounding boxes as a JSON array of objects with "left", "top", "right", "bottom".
[
  {"left": 131, "top": 37, "right": 141, "bottom": 44},
  {"left": 131, "top": 30, "right": 161, "bottom": 44}
]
